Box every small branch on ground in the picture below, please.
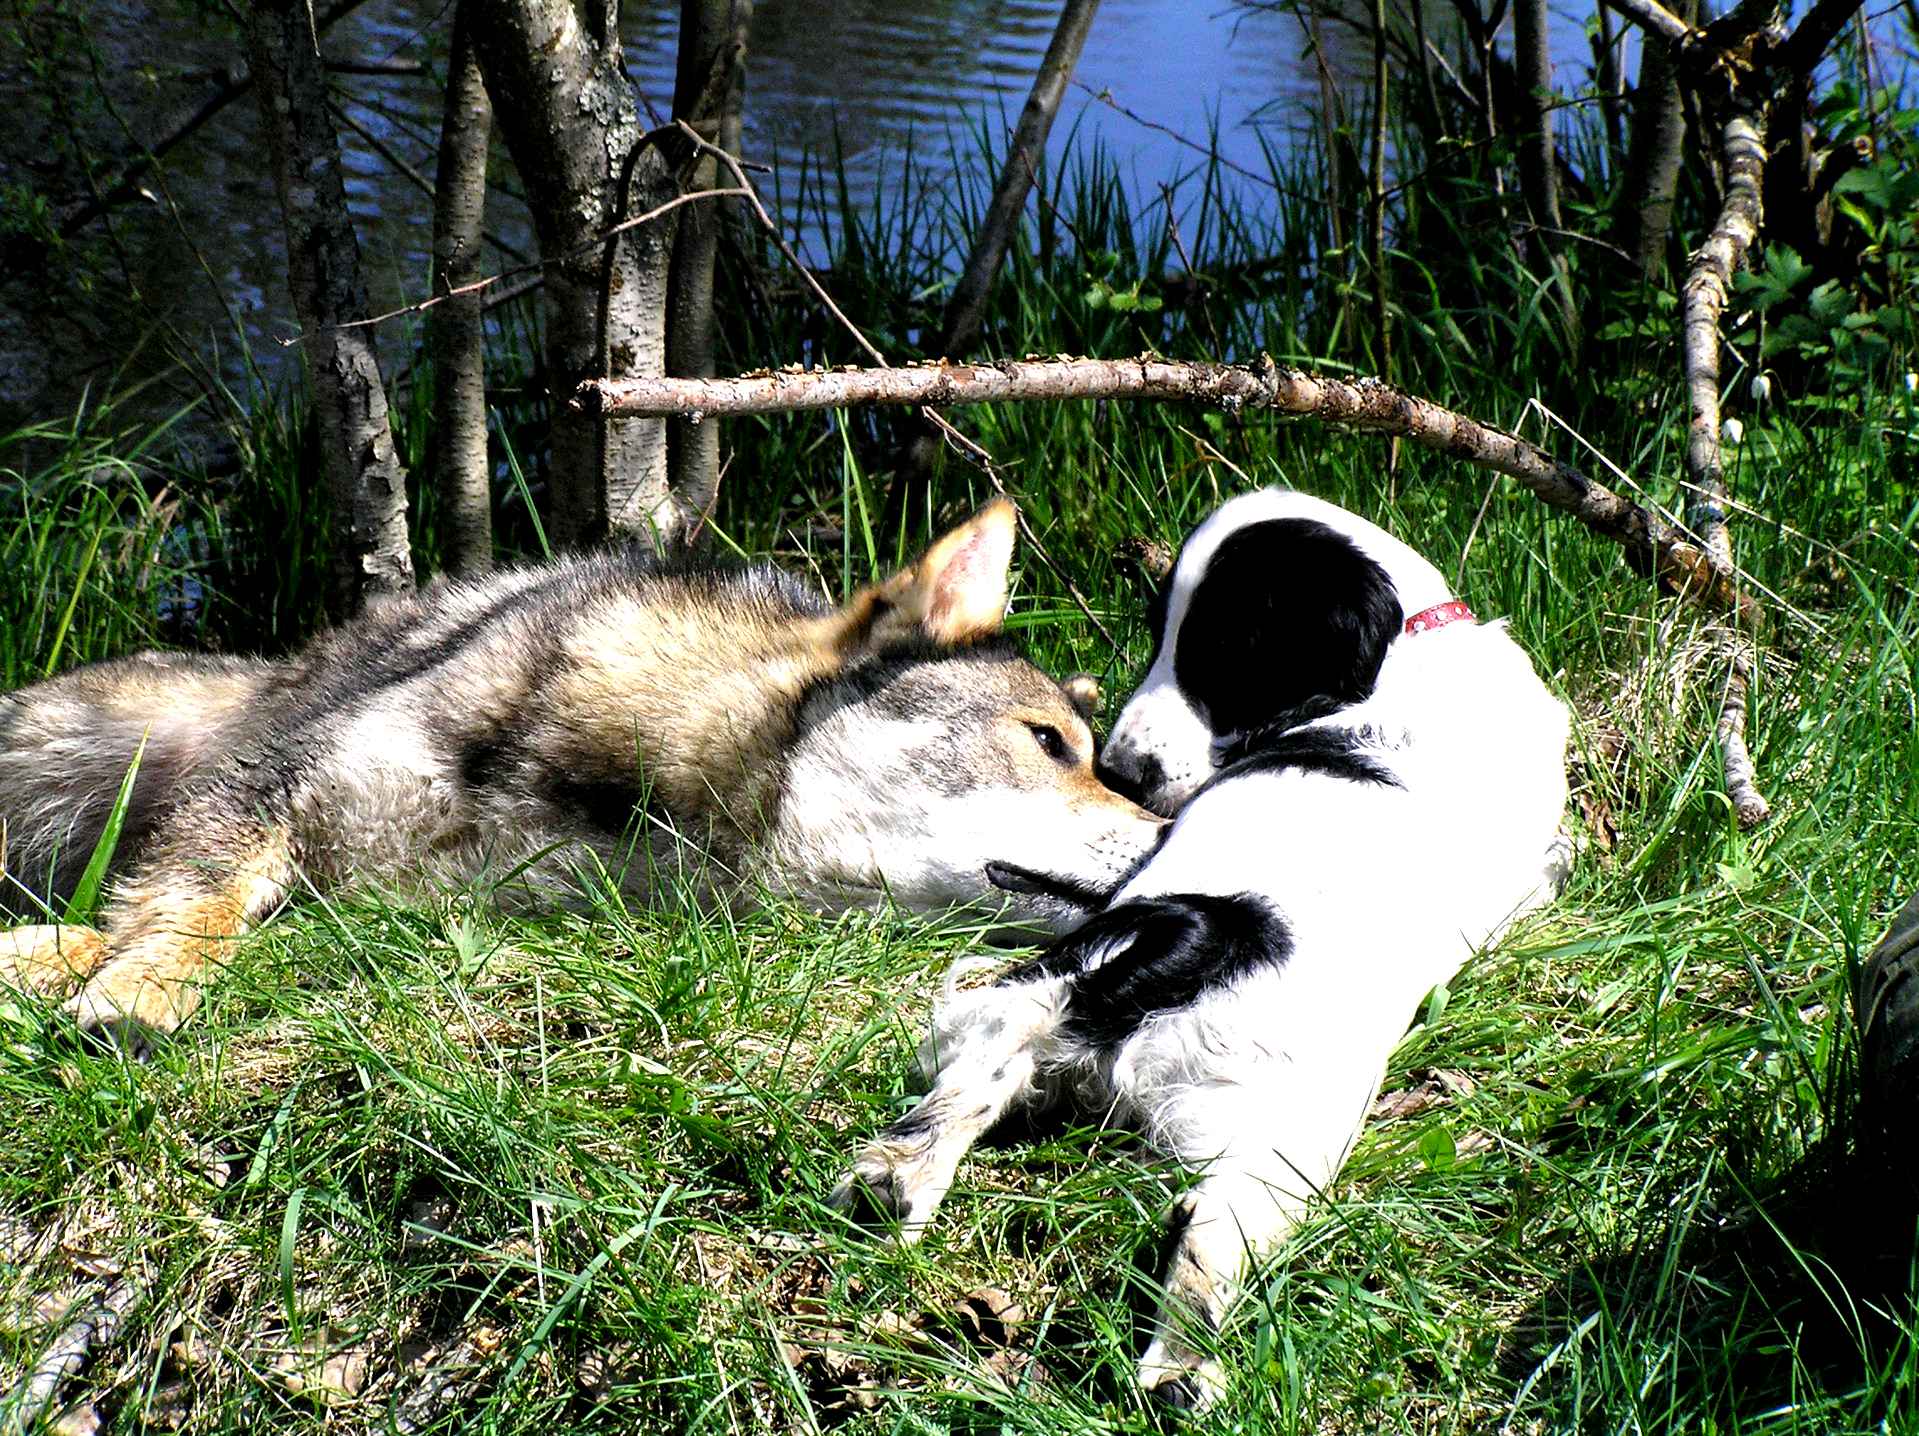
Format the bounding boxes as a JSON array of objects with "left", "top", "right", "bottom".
[
  {"left": 5, "top": 1275, "right": 143, "bottom": 1431},
  {"left": 1714, "top": 634, "right": 1771, "bottom": 826}
]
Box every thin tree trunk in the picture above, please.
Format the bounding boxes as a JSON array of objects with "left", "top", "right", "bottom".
[
  {"left": 466, "top": 0, "right": 680, "bottom": 549},
  {"left": 888, "top": 0, "right": 1100, "bottom": 530},
  {"left": 666, "top": 0, "right": 752, "bottom": 536},
  {"left": 430, "top": 1, "right": 494, "bottom": 578},
  {"left": 1593, "top": 2, "right": 1624, "bottom": 160},
  {"left": 1368, "top": 0, "right": 1391, "bottom": 377},
  {"left": 246, "top": 0, "right": 415, "bottom": 615},
  {"left": 1619, "top": 22, "right": 1688, "bottom": 278},
  {"left": 1514, "top": 0, "right": 1561, "bottom": 231},
  {"left": 939, "top": 0, "right": 1101, "bottom": 358},
  {"left": 1513, "top": 0, "right": 1578, "bottom": 342}
]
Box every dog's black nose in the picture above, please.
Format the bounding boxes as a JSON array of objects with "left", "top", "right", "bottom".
[
  {"left": 1147, "top": 1374, "right": 1205, "bottom": 1414},
  {"left": 1097, "top": 749, "right": 1164, "bottom": 808}
]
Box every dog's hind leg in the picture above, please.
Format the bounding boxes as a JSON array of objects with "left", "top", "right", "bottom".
[
  {"left": 67, "top": 812, "right": 297, "bottom": 1042},
  {"left": 1132, "top": 1053, "right": 1386, "bottom": 1412},
  {"left": 831, "top": 976, "right": 1066, "bottom": 1238}
]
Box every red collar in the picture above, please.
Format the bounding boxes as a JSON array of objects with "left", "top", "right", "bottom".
[{"left": 1403, "top": 600, "right": 1476, "bottom": 635}]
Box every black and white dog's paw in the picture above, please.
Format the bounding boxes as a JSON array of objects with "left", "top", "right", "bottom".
[
  {"left": 829, "top": 1140, "right": 940, "bottom": 1239},
  {"left": 1137, "top": 1343, "right": 1229, "bottom": 1416},
  {"left": 1542, "top": 825, "right": 1577, "bottom": 896}
]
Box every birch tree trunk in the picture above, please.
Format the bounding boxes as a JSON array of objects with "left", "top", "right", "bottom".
[
  {"left": 247, "top": 0, "right": 416, "bottom": 615},
  {"left": 430, "top": 1, "right": 494, "bottom": 577},
  {"left": 467, "top": 0, "right": 680, "bottom": 549},
  {"left": 665, "top": 0, "right": 751, "bottom": 534}
]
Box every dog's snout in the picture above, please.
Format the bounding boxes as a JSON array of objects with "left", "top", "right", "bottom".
[{"left": 1097, "top": 746, "right": 1164, "bottom": 809}]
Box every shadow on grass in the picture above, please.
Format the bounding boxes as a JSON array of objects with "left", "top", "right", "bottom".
[{"left": 1503, "top": 1126, "right": 1919, "bottom": 1432}]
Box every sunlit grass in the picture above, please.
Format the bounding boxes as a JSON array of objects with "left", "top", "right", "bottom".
[{"left": 0, "top": 111, "right": 1915, "bottom": 1433}]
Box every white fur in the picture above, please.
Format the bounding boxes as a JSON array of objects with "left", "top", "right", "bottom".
[{"left": 836, "top": 489, "right": 1571, "bottom": 1408}]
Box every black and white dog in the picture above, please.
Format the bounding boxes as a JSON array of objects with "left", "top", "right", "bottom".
[{"left": 833, "top": 489, "right": 1571, "bottom": 1409}]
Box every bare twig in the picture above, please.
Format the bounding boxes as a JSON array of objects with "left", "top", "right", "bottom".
[
  {"left": 1677, "top": 93, "right": 1771, "bottom": 822},
  {"left": 1597, "top": 0, "right": 1697, "bottom": 45},
  {"left": 283, "top": 185, "right": 748, "bottom": 341},
  {"left": 673, "top": 122, "right": 1121, "bottom": 648},
  {"left": 1681, "top": 110, "right": 1764, "bottom": 573},
  {"left": 329, "top": 97, "right": 528, "bottom": 264},
  {"left": 54, "top": 0, "right": 377, "bottom": 240},
  {"left": 579, "top": 354, "right": 1760, "bottom": 629}
]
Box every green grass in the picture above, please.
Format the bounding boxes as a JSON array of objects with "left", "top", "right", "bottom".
[{"left": 1, "top": 100, "right": 1917, "bottom": 1433}]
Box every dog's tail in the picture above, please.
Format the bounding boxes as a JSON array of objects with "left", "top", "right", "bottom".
[{"left": 0, "top": 653, "right": 277, "bottom": 915}]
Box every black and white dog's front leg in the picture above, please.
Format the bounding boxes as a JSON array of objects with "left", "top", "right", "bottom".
[{"left": 832, "top": 975, "right": 1066, "bottom": 1239}]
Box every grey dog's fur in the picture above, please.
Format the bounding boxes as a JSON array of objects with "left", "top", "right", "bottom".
[{"left": 0, "top": 501, "right": 1163, "bottom": 1038}]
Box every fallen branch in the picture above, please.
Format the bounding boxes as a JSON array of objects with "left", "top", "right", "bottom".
[
  {"left": 580, "top": 354, "right": 1759, "bottom": 629},
  {"left": 1714, "top": 635, "right": 1771, "bottom": 826},
  {"left": 4, "top": 1276, "right": 143, "bottom": 1432},
  {"left": 1680, "top": 110, "right": 1764, "bottom": 573}
]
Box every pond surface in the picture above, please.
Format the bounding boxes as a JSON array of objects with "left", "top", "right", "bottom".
[{"left": 0, "top": 0, "right": 1907, "bottom": 438}]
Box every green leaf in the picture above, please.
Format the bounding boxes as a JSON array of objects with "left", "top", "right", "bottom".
[
  {"left": 62, "top": 728, "right": 148, "bottom": 926},
  {"left": 1809, "top": 280, "right": 1853, "bottom": 324}
]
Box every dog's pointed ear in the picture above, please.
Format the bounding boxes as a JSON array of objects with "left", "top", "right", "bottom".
[{"left": 830, "top": 499, "right": 1018, "bottom": 654}]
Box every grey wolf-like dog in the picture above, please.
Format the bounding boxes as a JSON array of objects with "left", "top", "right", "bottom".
[{"left": 0, "top": 501, "right": 1164, "bottom": 1040}]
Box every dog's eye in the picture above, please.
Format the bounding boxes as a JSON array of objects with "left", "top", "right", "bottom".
[{"left": 1025, "top": 723, "right": 1073, "bottom": 765}]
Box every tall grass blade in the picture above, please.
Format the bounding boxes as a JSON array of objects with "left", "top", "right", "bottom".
[{"left": 60, "top": 728, "right": 148, "bottom": 926}]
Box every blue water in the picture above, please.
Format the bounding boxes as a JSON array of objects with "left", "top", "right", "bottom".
[{"left": 0, "top": 0, "right": 1910, "bottom": 428}]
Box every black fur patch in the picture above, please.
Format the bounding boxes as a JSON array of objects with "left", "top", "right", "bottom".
[
  {"left": 1170, "top": 517, "right": 1403, "bottom": 740},
  {"left": 1207, "top": 724, "right": 1403, "bottom": 792},
  {"left": 1006, "top": 893, "right": 1291, "bottom": 1048},
  {"left": 546, "top": 774, "right": 650, "bottom": 836}
]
